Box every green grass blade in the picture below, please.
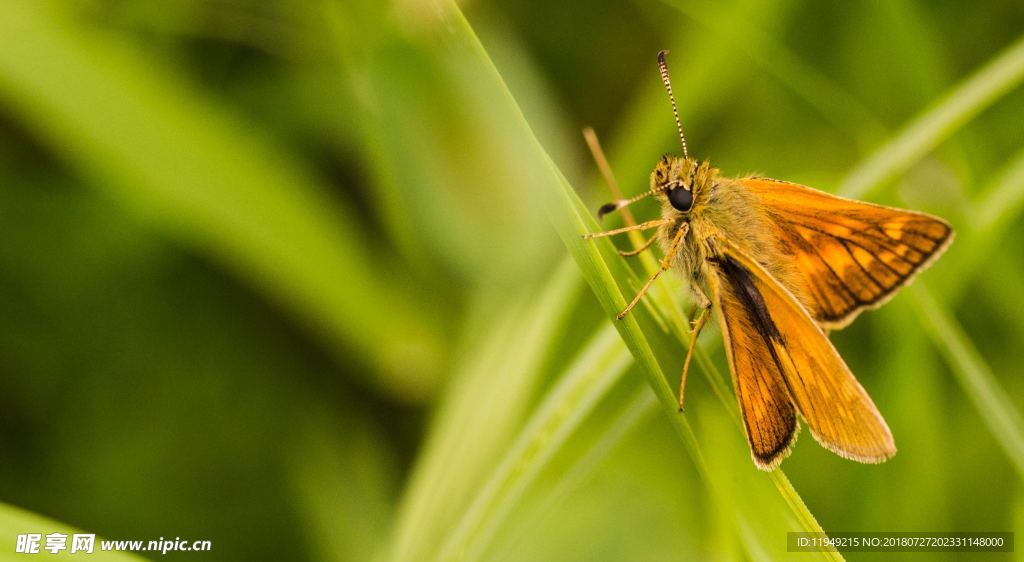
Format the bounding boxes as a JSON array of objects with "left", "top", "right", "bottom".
[
  {"left": 839, "top": 34, "right": 1024, "bottom": 199},
  {"left": 386, "top": 263, "right": 581, "bottom": 562},
  {"left": 0, "top": 503, "right": 146, "bottom": 561},
  {"left": 437, "top": 325, "right": 632, "bottom": 561},
  {"left": 507, "top": 387, "right": 658, "bottom": 527},
  {"left": 910, "top": 286, "right": 1024, "bottom": 479},
  {"left": 484, "top": 388, "right": 663, "bottom": 562}
]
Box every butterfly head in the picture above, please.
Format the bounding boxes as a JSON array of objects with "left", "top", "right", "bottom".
[{"left": 651, "top": 154, "right": 714, "bottom": 214}]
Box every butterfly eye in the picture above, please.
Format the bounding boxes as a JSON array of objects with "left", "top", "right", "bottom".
[{"left": 668, "top": 186, "right": 693, "bottom": 212}]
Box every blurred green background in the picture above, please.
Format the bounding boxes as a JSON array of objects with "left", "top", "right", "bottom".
[{"left": 0, "top": 0, "right": 1023, "bottom": 560}]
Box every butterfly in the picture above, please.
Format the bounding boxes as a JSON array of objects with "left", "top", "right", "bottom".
[{"left": 584, "top": 51, "right": 954, "bottom": 469}]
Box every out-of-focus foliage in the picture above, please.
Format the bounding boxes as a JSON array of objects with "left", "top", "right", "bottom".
[{"left": 0, "top": 0, "right": 1021, "bottom": 561}]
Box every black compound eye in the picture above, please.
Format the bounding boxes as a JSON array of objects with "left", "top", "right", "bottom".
[{"left": 668, "top": 186, "right": 693, "bottom": 211}]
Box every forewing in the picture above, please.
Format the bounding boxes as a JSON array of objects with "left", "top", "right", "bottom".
[
  {"left": 739, "top": 178, "right": 953, "bottom": 329},
  {"left": 711, "top": 255, "right": 798, "bottom": 469},
  {"left": 715, "top": 238, "right": 896, "bottom": 463}
]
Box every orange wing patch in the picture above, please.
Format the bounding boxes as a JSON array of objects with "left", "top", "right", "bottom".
[
  {"left": 713, "top": 238, "right": 896, "bottom": 464},
  {"left": 739, "top": 178, "right": 953, "bottom": 329}
]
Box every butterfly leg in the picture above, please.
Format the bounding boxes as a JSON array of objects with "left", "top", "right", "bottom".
[
  {"left": 582, "top": 219, "right": 671, "bottom": 240},
  {"left": 616, "top": 222, "right": 688, "bottom": 319},
  {"left": 678, "top": 298, "right": 710, "bottom": 412},
  {"left": 618, "top": 232, "right": 659, "bottom": 257}
]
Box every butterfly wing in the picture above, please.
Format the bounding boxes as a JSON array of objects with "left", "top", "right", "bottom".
[
  {"left": 712, "top": 250, "right": 799, "bottom": 469},
  {"left": 711, "top": 237, "right": 896, "bottom": 466},
  {"left": 738, "top": 178, "right": 953, "bottom": 329}
]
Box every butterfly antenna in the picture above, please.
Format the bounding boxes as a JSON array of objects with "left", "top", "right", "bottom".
[
  {"left": 657, "top": 50, "right": 688, "bottom": 159},
  {"left": 597, "top": 184, "right": 673, "bottom": 219}
]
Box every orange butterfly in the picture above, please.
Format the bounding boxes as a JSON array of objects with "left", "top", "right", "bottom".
[{"left": 584, "top": 51, "right": 953, "bottom": 469}]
